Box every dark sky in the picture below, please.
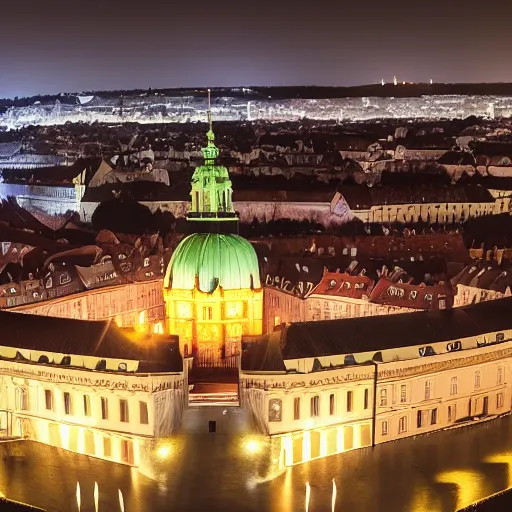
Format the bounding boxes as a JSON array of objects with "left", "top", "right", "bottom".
[{"left": 1, "top": 0, "right": 512, "bottom": 98}]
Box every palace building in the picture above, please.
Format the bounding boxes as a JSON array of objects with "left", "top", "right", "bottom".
[{"left": 163, "top": 92, "right": 263, "bottom": 362}]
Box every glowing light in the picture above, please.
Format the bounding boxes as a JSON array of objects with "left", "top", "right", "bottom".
[
  {"left": 118, "top": 489, "right": 125, "bottom": 512},
  {"left": 157, "top": 444, "right": 172, "bottom": 460},
  {"left": 484, "top": 452, "right": 512, "bottom": 487},
  {"left": 76, "top": 482, "right": 81, "bottom": 512},
  {"left": 244, "top": 439, "right": 262, "bottom": 455},
  {"left": 332, "top": 479, "right": 337, "bottom": 512},
  {"left": 94, "top": 482, "right": 99, "bottom": 512},
  {"left": 436, "top": 470, "right": 482, "bottom": 510},
  {"left": 305, "top": 481, "right": 311, "bottom": 512},
  {"left": 0, "top": 490, "right": 5, "bottom": 498},
  {"left": 393, "top": 76, "right": 398, "bottom": 86}
]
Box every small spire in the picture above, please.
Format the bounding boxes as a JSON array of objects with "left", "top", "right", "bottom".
[{"left": 207, "top": 88, "right": 214, "bottom": 141}]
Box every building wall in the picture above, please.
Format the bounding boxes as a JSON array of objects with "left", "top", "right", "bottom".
[
  {"left": 164, "top": 286, "right": 263, "bottom": 360},
  {"left": 0, "top": 359, "right": 184, "bottom": 466},
  {"left": 12, "top": 280, "right": 166, "bottom": 331},
  {"left": 453, "top": 284, "right": 511, "bottom": 307},
  {"left": 241, "top": 337, "right": 512, "bottom": 469}
]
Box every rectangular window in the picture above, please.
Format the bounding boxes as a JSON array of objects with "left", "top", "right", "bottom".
[
  {"left": 475, "top": 371, "right": 481, "bottom": 390},
  {"left": 83, "top": 395, "right": 91, "bottom": 417},
  {"left": 431, "top": 408, "right": 438, "bottom": 425},
  {"left": 498, "top": 367, "right": 504, "bottom": 386},
  {"left": 329, "top": 394, "right": 336, "bottom": 415},
  {"left": 399, "top": 416, "right": 407, "bottom": 433},
  {"left": 310, "top": 396, "right": 320, "bottom": 417},
  {"left": 203, "top": 307, "right": 213, "bottom": 320},
  {"left": 16, "top": 388, "right": 28, "bottom": 411},
  {"left": 63, "top": 392, "right": 72, "bottom": 415},
  {"left": 400, "top": 385, "right": 407, "bottom": 403},
  {"left": 381, "top": 421, "right": 388, "bottom": 436},
  {"left": 448, "top": 405, "right": 453, "bottom": 422},
  {"left": 417, "top": 410, "right": 423, "bottom": 428},
  {"left": 425, "top": 380, "right": 432, "bottom": 400},
  {"left": 380, "top": 388, "right": 387, "bottom": 407},
  {"left": 346, "top": 391, "right": 353, "bottom": 413},
  {"left": 103, "top": 436, "right": 112, "bottom": 458},
  {"left": 140, "top": 401, "right": 149, "bottom": 425},
  {"left": 121, "top": 439, "right": 134, "bottom": 465},
  {"left": 497, "top": 393, "right": 504, "bottom": 409},
  {"left": 44, "top": 390, "right": 53, "bottom": 411},
  {"left": 294, "top": 398, "right": 301, "bottom": 420},
  {"left": 120, "top": 399, "right": 129, "bottom": 423},
  {"left": 450, "top": 377, "right": 458, "bottom": 396},
  {"left": 101, "top": 397, "right": 108, "bottom": 420},
  {"left": 364, "top": 389, "right": 369, "bottom": 410}
]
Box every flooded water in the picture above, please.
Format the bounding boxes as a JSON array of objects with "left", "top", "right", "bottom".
[{"left": 2, "top": 416, "right": 512, "bottom": 512}]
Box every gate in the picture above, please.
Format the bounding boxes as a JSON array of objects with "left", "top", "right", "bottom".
[{"left": 189, "top": 354, "right": 240, "bottom": 383}]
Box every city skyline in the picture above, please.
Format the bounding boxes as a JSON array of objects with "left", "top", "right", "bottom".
[{"left": 1, "top": 0, "right": 512, "bottom": 98}]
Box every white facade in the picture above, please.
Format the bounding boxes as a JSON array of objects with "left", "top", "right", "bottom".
[{"left": 0, "top": 354, "right": 184, "bottom": 467}]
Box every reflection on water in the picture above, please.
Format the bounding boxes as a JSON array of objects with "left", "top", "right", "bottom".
[{"left": 2, "top": 417, "right": 512, "bottom": 511}]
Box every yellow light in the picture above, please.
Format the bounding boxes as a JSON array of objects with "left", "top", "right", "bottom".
[
  {"left": 0, "top": 490, "right": 4, "bottom": 498},
  {"left": 157, "top": 445, "right": 172, "bottom": 460},
  {"left": 244, "top": 439, "right": 262, "bottom": 455},
  {"left": 436, "top": 470, "right": 482, "bottom": 510}
]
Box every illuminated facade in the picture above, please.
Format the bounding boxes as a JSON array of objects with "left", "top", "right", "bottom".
[
  {"left": 0, "top": 310, "right": 184, "bottom": 467},
  {"left": 241, "top": 297, "right": 512, "bottom": 469},
  {"left": 164, "top": 92, "right": 262, "bottom": 360}
]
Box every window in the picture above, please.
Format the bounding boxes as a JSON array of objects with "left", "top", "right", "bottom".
[
  {"left": 398, "top": 416, "right": 407, "bottom": 433},
  {"left": 101, "top": 397, "right": 108, "bottom": 420},
  {"left": 44, "top": 390, "right": 53, "bottom": 411},
  {"left": 59, "top": 273, "right": 71, "bottom": 285},
  {"left": 310, "top": 396, "right": 320, "bottom": 417},
  {"left": 448, "top": 405, "right": 456, "bottom": 423},
  {"left": 120, "top": 399, "right": 129, "bottom": 423},
  {"left": 139, "top": 401, "right": 149, "bottom": 424},
  {"left": 400, "top": 385, "right": 407, "bottom": 403},
  {"left": 381, "top": 421, "right": 388, "bottom": 436},
  {"left": 269, "top": 399, "right": 282, "bottom": 422},
  {"left": 475, "top": 371, "right": 481, "bottom": 390},
  {"left": 497, "top": 393, "right": 504, "bottom": 409},
  {"left": 450, "top": 377, "right": 458, "bottom": 396},
  {"left": 103, "top": 436, "right": 112, "bottom": 458},
  {"left": 121, "top": 439, "right": 134, "bottom": 465},
  {"left": 498, "top": 367, "right": 504, "bottom": 386},
  {"left": 203, "top": 307, "right": 213, "bottom": 320},
  {"left": 346, "top": 391, "right": 353, "bottom": 413},
  {"left": 380, "top": 388, "right": 387, "bottom": 407},
  {"left": 330, "top": 394, "right": 336, "bottom": 415},
  {"left": 63, "top": 392, "right": 72, "bottom": 415},
  {"left": 83, "top": 395, "right": 91, "bottom": 417},
  {"left": 417, "top": 410, "right": 424, "bottom": 428},
  {"left": 425, "top": 380, "right": 432, "bottom": 400},
  {"left": 431, "top": 408, "right": 438, "bottom": 425},
  {"left": 364, "top": 389, "right": 369, "bottom": 410},
  {"left": 294, "top": 398, "right": 301, "bottom": 420},
  {"left": 274, "top": 316, "right": 281, "bottom": 327},
  {"left": 15, "top": 387, "right": 28, "bottom": 411}
]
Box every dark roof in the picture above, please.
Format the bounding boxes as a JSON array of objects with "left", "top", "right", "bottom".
[
  {"left": 340, "top": 184, "right": 494, "bottom": 209},
  {"left": 0, "top": 498, "right": 45, "bottom": 511},
  {"left": 457, "top": 488, "right": 512, "bottom": 512},
  {"left": 242, "top": 298, "right": 512, "bottom": 369},
  {"left": 241, "top": 331, "right": 287, "bottom": 372},
  {"left": 0, "top": 143, "right": 22, "bottom": 158},
  {"left": 0, "top": 310, "right": 182, "bottom": 373}
]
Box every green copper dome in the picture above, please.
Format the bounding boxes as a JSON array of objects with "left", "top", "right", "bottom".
[{"left": 164, "top": 233, "right": 261, "bottom": 293}]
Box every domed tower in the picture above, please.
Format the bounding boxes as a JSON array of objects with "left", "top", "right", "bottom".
[{"left": 163, "top": 91, "right": 262, "bottom": 362}]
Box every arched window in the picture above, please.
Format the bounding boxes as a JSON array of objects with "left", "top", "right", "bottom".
[{"left": 16, "top": 387, "right": 28, "bottom": 411}]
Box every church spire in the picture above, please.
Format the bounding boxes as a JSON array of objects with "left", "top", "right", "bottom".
[{"left": 188, "top": 89, "right": 236, "bottom": 224}]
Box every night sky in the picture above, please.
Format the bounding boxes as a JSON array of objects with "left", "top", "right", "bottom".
[{"left": 1, "top": 0, "right": 512, "bottom": 98}]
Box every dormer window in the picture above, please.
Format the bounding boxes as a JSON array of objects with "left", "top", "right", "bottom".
[
  {"left": 424, "top": 293, "right": 433, "bottom": 302},
  {"left": 344, "top": 282, "right": 351, "bottom": 289},
  {"left": 143, "top": 257, "right": 150, "bottom": 267},
  {"left": 118, "top": 254, "right": 127, "bottom": 260},
  {"left": 9, "top": 287, "right": 16, "bottom": 294},
  {"left": 45, "top": 277, "right": 53, "bottom": 288},
  {"left": 409, "top": 290, "right": 418, "bottom": 300},
  {"left": 59, "top": 273, "right": 71, "bottom": 285},
  {"left": 328, "top": 279, "right": 337, "bottom": 289}
]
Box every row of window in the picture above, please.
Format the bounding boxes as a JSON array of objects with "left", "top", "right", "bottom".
[
  {"left": 379, "top": 368, "right": 504, "bottom": 407},
  {"left": 16, "top": 388, "right": 149, "bottom": 425},
  {"left": 381, "top": 393, "right": 505, "bottom": 436},
  {"left": 269, "top": 390, "right": 370, "bottom": 422}
]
